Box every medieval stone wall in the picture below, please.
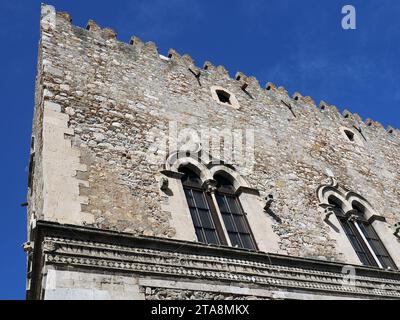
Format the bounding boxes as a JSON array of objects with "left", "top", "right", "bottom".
[{"left": 30, "top": 5, "right": 400, "bottom": 267}]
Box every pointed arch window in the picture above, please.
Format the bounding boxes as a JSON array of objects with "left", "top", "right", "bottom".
[
  {"left": 340, "top": 126, "right": 364, "bottom": 146},
  {"left": 328, "top": 196, "right": 396, "bottom": 269},
  {"left": 214, "top": 174, "right": 257, "bottom": 250},
  {"left": 180, "top": 167, "right": 227, "bottom": 246}
]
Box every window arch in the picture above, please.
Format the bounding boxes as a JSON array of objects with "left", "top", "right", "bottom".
[
  {"left": 164, "top": 149, "right": 262, "bottom": 251},
  {"left": 340, "top": 126, "right": 364, "bottom": 146},
  {"left": 179, "top": 167, "right": 227, "bottom": 246},
  {"left": 349, "top": 201, "right": 396, "bottom": 269},
  {"left": 318, "top": 180, "right": 397, "bottom": 269},
  {"left": 344, "top": 129, "right": 355, "bottom": 142},
  {"left": 214, "top": 174, "right": 257, "bottom": 250},
  {"left": 328, "top": 196, "right": 377, "bottom": 267},
  {"left": 178, "top": 165, "right": 257, "bottom": 250}
]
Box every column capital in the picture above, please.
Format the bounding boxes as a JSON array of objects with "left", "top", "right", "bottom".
[{"left": 202, "top": 179, "right": 218, "bottom": 194}]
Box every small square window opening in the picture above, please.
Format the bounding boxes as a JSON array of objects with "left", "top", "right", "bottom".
[
  {"left": 345, "top": 130, "right": 355, "bottom": 142},
  {"left": 216, "top": 90, "right": 231, "bottom": 105}
]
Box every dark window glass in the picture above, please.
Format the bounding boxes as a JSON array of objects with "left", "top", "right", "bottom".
[
  {"left": 344, "top": 130, "right": 355, "bottom": 142},
  {"left": 216, "top": 194, "right": 228, "bottom": 212},
  {"left": 227, "top": 197, "right": 241, "bottom": 214},
  {"left": 184, "top": 189, "right": 195, "bottom": 207},
  {"left": 329, "top": 197, "right": 397, "bottom": 270},
  {"left": 215, "top": 175, "right": 257, "bottom": 250},
  {"left": 358, "top": 222, "right": 397, "bottom": 269},
  {"left": 204, "top": 229, "right": 219, "bottom": 245},
  {"left": 180, "top": 167, "right": 224, "bottom": 246},
  {"left": 233, "top": 215, "right": 248, "bottom": 233},
  {"left": 216, "top": 90, "right": 231, "bottom": 104},
  {"left": 228, "top": 232, "right": 242, "bottom": 247},
  {"left": 181, "top": 167, "right": 202, "bottom": 188},
  {"left": 241, "top": 234, "right": 254, "bottom": 250},
  {"left": 198, "top": 208, "right": 214, "bottom": 229},
  {"left": 194, "top": 228, "right": 204, "bottom": 243},
  {"left": 338, "top": 217, "right": 377, "bottom": 267},
  {"left": 222, "top": 214, "right": 236, "bottom": 232},
  {"left": 189, "top": 207, "right": 201, "bottom": 227},
  {"left": 193, "top": 190, "right": 208, "bottom": 209}
]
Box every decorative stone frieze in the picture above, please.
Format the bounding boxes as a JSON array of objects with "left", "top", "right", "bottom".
[{"left": 28, "top": 222, "right": 400, "bottom": 300}]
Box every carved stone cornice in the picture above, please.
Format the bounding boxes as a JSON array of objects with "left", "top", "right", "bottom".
[{"left": 29, "top": 221, "right": 400, "bottom": 300}]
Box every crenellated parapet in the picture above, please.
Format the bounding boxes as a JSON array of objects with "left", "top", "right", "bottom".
[
  {"left": 265, "top": 82, "right": 290, "bottom": 102},
  {"left": 365, "top": 118, "right": 384, "bottom": 129},
  {"left": 41, "top": 4, "right": 398, "bottom": 139},
  {"left": 341, "top": 109, "right": 363, "bottom": 125},
  {"left": 85, "top": 20, "right": 117, "bottom": 40},
  {"left": 86, "top": 19, "right": 101, "bottom": 33},
  {"left": 57, "top": 11, "right": 72, "bottom": 23},
  {"left": 292, "top": 92, "right": 316, "bottom": 109},
  {"left": 202, "top": 61, "right": 230, "bottom": 79},
  {"left": 386, "top": 126, "right": 397, "bottom": 135},
  {"left": 319, "top": 100, "right": 339, "bottom": 116},
  {"left": 386, "top": 126, "right": 400, "bottom": 140},
  {"left": 235, "top": 71, "right": 260, "bottom": 92}
]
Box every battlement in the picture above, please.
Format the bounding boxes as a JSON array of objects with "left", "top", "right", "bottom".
[{"left": 40, "top": 4, "right": 398, "bottom": 136}]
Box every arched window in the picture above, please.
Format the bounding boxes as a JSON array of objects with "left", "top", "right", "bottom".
[
  {"left": 344, "top": 130, "right": 355, "bottom": 142},
  {"left": 180, "top": 167, "right": 227, "bottom": 246},
  {"left": 340, "top": 126, "right": 364, "bottom": 146},
  {"left": 214, "top": 174, "right": 257, "bottom": 250},
  {"left": 328, "top": 196, "right": 396, "bottom": 269}
]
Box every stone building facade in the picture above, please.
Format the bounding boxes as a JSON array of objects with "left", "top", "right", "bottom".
[{"left": 25, "top": 4, "right": 400, "bottom": 299}]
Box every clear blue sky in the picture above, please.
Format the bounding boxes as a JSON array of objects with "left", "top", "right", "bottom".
[{"left": 0, "top": 0, "right": 399, "bottom": 299}]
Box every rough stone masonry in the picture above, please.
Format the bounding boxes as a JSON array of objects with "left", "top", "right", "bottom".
[{"left": 25, "top": 4, "right": 400, "bottom": 300}]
